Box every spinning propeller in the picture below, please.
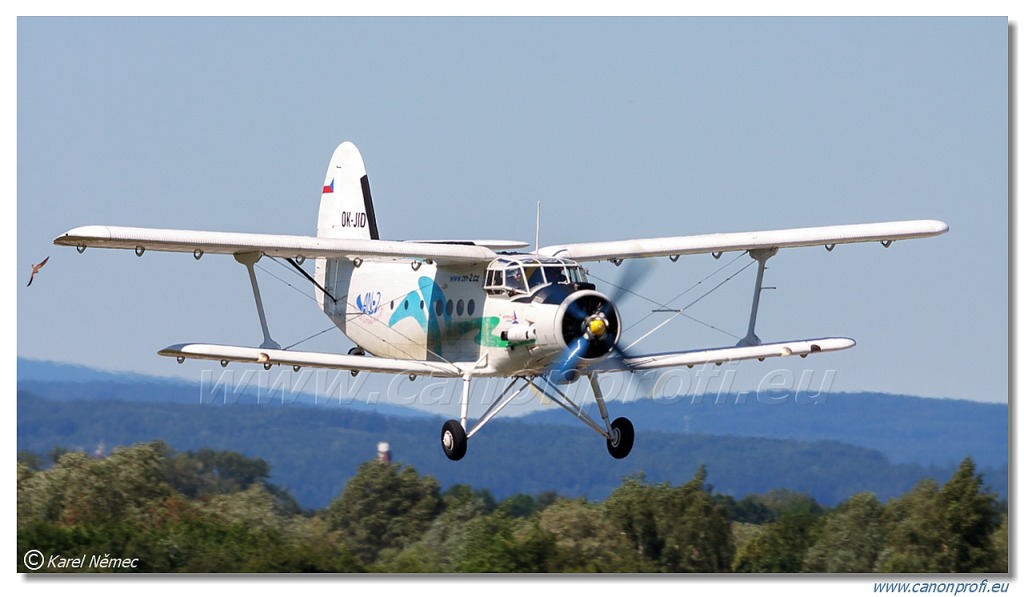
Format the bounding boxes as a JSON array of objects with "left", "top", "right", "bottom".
[{"left": 549, "top": 259, "right": 652, "bottom": 382}]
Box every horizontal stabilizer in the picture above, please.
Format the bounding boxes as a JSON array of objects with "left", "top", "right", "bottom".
[
  {"left": 158, "top": 343, "right": 463, "bottom": 377},
  {"left": 594, "top": 337, "right": 856, "bottom": 372}
]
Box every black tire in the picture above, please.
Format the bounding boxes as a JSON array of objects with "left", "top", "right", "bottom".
[
  {"left": 441, "top": 419, "right": 468, "bottom": 461},
  {"left": 606, "top": 417, "right": 634, "bottom": 459}
]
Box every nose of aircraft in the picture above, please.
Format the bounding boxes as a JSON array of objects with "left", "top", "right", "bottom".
[{"left": 548, "top": 290, "right": 621, "bottom": 383}]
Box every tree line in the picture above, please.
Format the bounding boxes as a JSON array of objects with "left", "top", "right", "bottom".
[{"left": 17, "top": 442, "right": 1007, "bottom": 573}]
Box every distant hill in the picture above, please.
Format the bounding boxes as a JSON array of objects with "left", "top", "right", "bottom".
[
  {"left": 17, "top": 357, "right": 432, "bottom": 419},
  {"left": 20, "top": 357, "right": 1005, "bottom": 469},
  {"left": 18, "top": 358, "right": 159, "bottom": 384},
  {"left": 521, "top": 392, "right": 1008, "bottom": 469},
  {"left": 17, "top": 391, "right": 1006, "bottom": 510},
  {"left": 17, "top": 358, "right": 1008, "bottom": 510}
]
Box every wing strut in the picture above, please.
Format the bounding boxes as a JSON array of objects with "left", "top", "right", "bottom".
[
  {"left": 738, "top": 248, "right": 778, "bottom": 347},
  {"left": 235, "top": 252, "right": 281, "bottom": 350}
]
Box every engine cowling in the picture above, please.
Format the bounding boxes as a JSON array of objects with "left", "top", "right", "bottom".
[{"left": 519, "top": 285, "right": 622, "bottom": 379}]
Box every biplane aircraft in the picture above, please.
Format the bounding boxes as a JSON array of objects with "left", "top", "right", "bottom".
[{"left": 54, "top": 142, "right": 948, "bottom": 461}]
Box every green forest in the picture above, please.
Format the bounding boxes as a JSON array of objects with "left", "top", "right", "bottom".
[{"left": 17, "top": 441, "right": 1008, "bottom": 573}]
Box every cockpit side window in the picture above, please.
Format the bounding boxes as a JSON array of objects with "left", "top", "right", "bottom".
[
  {"left": 484, "top": 268, "right": 504, "bottom": 295},
  {"left": 544, "top": 266, "right": 569, "bottom": 285},
  {"left": 506, "top": 267, "right": 527, "bottom": 293}
]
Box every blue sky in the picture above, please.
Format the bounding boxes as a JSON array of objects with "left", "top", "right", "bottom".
[{"left": 15, "top": 17, "right": 1008, "bottom": 406}]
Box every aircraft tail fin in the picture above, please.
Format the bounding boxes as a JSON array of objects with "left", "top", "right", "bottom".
[{"left": 317, "top": 142, "right": 380, "bottom": 240}]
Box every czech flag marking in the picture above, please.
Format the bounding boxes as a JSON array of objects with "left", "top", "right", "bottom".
[{"left": 322, "top": 179, "right": 334, "bottom": 194}]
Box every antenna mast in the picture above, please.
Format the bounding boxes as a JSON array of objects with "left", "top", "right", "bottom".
[{"left": 535, "top": 201, "right": 541, "bottom": 258}]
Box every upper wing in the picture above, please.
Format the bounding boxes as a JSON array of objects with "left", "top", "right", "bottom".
[
  {"left": 158, "top": 343, "right": 464, "bottom": 377},
  {"left": 539, "top": 220, "right": 948, "bottom": 262},
  {"left": 591, "top": 337, "right": 856, "bottom": 373},
  {"left": 54, "top": 225, "right": 498, "bottom": 265}
]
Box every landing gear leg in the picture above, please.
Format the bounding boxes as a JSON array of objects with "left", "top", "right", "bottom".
[
  {"left": 441, "top": 373, "right": 473, "bottom": 461},
  {"left": 590, "top": 374, "right": 634, "bottom": 459}
]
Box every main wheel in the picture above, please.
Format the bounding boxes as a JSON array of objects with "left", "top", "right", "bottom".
[
  {"left": 441, "top": 419, "right": 468, "bottom": 461},
  {"left": 606, "top": 417, "right": 634, "bottom": 459}
]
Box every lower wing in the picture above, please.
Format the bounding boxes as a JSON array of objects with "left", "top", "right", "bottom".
[
  {"left": 591, "top": 337, "right": 856, "bottom": 372},
  {"left": 158, "top": 343, "right": 464, "bottom": 378}
]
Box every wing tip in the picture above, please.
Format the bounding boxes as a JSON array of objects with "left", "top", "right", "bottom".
[{"left": 53, "top": 225, "right": 111, "bottom": 246}]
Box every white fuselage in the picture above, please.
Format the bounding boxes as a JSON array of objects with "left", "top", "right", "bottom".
[{"left": 315, "top": 256, "right": 616, "bottom": 377}]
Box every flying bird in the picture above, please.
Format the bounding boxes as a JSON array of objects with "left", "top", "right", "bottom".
[{"left": 27, "top": 256, "right": 49, "bottom": 287}]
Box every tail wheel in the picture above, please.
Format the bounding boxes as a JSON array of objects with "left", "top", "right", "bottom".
[
  {"left": 606, "top": 417, "right": 634, "bottom": 459},
  {"left": 441, "top": 419, "right": 467, "bottom": 461}
]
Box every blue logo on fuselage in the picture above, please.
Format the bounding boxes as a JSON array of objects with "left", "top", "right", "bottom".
[{"left": 355, "top": 291, "right": 383, "bottom": 315}]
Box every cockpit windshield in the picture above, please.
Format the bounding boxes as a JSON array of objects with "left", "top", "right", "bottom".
[{"left": 484, "top": 257, "right": 587, "bottom": 296}]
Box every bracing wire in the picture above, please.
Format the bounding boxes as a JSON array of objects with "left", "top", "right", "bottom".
[
  {"left": 284, "top": 326, "right": 337, "bottom": 350},
  {"left": 257, "top": 260, "right": 317, "bottom": 303},
  {"left": 621, "top": 260, "right": 754, "bottom": 351},
  {"left": 588, "top": 250, "right": 750, "bottom": 338}
]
